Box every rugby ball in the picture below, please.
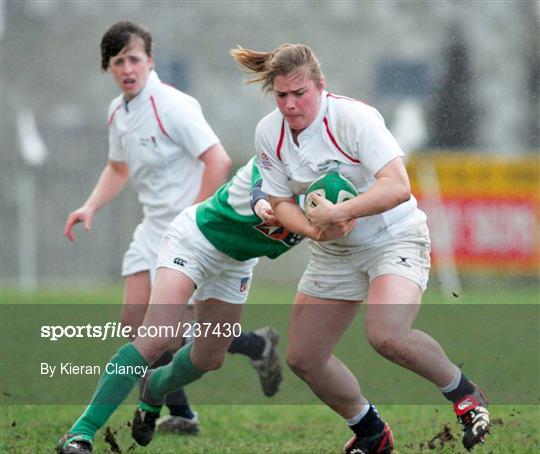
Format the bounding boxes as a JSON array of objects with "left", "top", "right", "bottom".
[{"left": 304, "top": 171, "right": 358, "bottom": 214}]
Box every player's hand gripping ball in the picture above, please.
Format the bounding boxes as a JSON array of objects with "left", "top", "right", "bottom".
[{"left": 304, "top": 171, "right": 358, "bottom": 216}]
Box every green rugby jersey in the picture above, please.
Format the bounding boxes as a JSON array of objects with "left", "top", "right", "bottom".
[{"left": 196, "top": 157, "right": 303, "bottom": 261}]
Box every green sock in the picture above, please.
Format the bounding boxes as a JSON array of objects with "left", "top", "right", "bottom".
[
  {"left": 147, "top": 342, "right": 205, "bottom": 401},
  {"left": 70, "top": 343, "right": 148, "bottom": 439}
]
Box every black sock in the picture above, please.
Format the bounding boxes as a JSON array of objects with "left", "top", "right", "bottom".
[
  {"left": 350, "top": 405, "right": 385, "bottom": 438},
  {"left": 166, "top": 388, "right": 194, "bottom": 419},
  {"left": 167, "top": 404, "right": 195, "bottom": 419},
  {"left": 227, "top": 331, "right": 265, "bottom": 360},
  {"left": 443, "top": 372, "right": 476, "bottom": 403},
  {"left": 152, "top": 351, "right": 173, "bottom": 368}
]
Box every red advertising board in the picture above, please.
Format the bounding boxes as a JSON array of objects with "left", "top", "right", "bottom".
[{"left": 407, "top": 153, "right": 539, "bottom": 274}]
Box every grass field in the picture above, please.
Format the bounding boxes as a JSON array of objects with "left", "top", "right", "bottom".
[
  {"left": 1, "top": 284, "right": 539, "bottom": 453},
  {"left": 2, "top": 404, "right": 539, "bottom": 453}
]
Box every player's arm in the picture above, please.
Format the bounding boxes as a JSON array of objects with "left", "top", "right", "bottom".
[
  {"left": 308, "top": 157, "right": 410, "bottom": 229},
  {"left": 250, "top": 179, "right": 281, "bottom": 226},
  {"left": 64, "top": 160, "right": 130, "bottom": 241},
  {"left": 193, "top": 143, "right": 232, "bottom": 204},
  {"left": 256, "top": 121, "right": 352, "bottom": 240},
  {"left": 269, "top": 195, "right": 354, "bottom": 241}
]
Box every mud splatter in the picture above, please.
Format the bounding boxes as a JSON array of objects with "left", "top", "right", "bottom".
[
  {"left": 421, "top": 423, "right": 456, "bottom": 450},
  {"left": 104, "top": 426, "right": 122, "bottom": 453}
]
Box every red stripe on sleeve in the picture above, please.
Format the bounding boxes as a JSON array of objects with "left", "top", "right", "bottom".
[
  {"left": 276, "top": 119, "right": 285, "bottom": 161},
  {"left": 150, "top": 95, "right": 171, "bottom": 139},
  {"left": 327, "top": 92, "right": 372, "bottom": 108},
  {"left": 323, "top": 117, "right": 360, "bottom": 163},
  {"left": 327, "top": 92, "right": 355, "bottom": 101},
  {"left": 108, "top": 104, "right": 121, "bottom": 125}
]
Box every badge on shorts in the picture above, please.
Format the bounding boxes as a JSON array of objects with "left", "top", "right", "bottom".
[
  {"left": 396, "top": 256, "right": 412, "bottom": 268},
  {"left": 239, "top": 277, "right": 250, "bottom": 293},
  {"left": 174, "top": 257, "right": 187, "bottom": 267}
]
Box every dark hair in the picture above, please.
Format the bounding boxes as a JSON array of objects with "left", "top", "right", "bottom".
[{"left": 100, "top": 21, "right": 153, "bottom": 71}]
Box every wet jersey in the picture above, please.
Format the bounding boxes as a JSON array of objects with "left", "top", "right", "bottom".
[
  {"left": 256, "top": 91, "right": 420, "bottom": 247},
  {"left": 107, "top": 70, "right": 219, "bottom": 245},
  {"left": 195, "top": 157, "right": 303, "bottom": 261}
]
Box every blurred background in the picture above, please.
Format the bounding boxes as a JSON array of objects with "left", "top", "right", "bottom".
[{"left": 1, "top": 1, "right": 539, "bottom": 293}]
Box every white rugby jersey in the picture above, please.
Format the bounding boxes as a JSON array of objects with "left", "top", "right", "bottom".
[
  {"left": 108, "top": 70, "right": 220, "bottom": 244},
  {"left": 257, "top": 91, "right": 419, "bottom": 246}
]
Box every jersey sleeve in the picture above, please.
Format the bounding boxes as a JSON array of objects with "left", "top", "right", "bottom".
[
  {"left": 343, "top": 103, "right": 404, "bottom": 176},
  {"left": 165, "top": 97, "right": 220, "bottom": 158},
  {"left": 249, "top": 158, "right": 267, "bottom": 213},
  {"left": 107, "top": 102, "right": 124, "bottom": 161},
  {"left": 250, "top": 156, "right": 262, "bottom": 188},
  {"left": 256, "top": 121, "right": 294, "bottom": 198}
]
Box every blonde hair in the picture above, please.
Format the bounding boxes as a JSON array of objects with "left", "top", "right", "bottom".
[{"left": 230, "top": 43, "right": 324, "bottom": 93}]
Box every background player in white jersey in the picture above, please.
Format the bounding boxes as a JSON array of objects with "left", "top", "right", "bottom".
[
  {"left": 57, "top": 157, "right": 303, "bottom": 453},
  {"left": 62, "top": 21, "right": 280, "bottom": 440},
  {"left": 231, "top": 44, "right": 491, "bottom": 453}
]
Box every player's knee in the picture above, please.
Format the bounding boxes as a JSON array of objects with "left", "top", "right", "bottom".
[
  {"left": 193, "top": 351, "right": 226, "bottom": 371},
  {"left": 286, "top": 350, "right": 312, "bottom": 379},
  {"left": 120, "top": 312, "right": 145, "bottom": 336},
  {"left": 135, "top": 336, "right": 175, "bottom": 365},
  {"left": 365, "top": 327, "right": 410, "bottom": 363},
  {"left": 120, "top": 319, "right": 140, "bottom": 338},
  {"left": 367, "top": 332, "right": 398, "bottom": 357}
]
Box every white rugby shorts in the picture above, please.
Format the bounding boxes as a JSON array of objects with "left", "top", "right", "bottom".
[
  {"left": 122, "top": 222, "right": 160, "bottom": 281},
  {"left": 298, "top": 212, "right": 431, "bottom": 301},
  {"left": 157, "top": 207, "right": 259, "bottom": 305}
]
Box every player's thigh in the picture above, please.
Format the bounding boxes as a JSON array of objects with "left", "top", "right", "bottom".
[
  {"left": 365, "top": 215, "right": 431, "bottom": 294},
  {"left": 133, "top": 268, "right": 195, "bottom": 361},
  {"left": 121, "top": 271, "right": 152, "bottom": 331},
  {"left": 363, "top": 220, "right": 430, "bottom": 334},
  {"left": 287, "top": 291, "right": 360, "bottom": 364},
  {"left": 364, "top": 274, "right": 422, "bottom": 338}
]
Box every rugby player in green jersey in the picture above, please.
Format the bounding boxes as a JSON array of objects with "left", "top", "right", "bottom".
[{"left": 57, "top": 157, "right": 307, "bottom": 453}]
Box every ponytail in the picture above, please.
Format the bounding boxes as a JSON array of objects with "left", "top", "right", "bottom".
[
  {"left": 231, "top": 43, "right": 324, "bottom": 94},
  {"left": 230, "top": 47, "right": 275, "bottom": 92}
]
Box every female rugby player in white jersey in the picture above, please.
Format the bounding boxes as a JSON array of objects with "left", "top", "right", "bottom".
[
  {"left": 231, "top": 44, "right": 490, "bottom": 454},
  {"left": 62, "top": 21, "right": 280, "bottom": 441}
]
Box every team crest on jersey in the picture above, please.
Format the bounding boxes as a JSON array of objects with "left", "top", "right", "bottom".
[
  {"left": 239, "top": 277, "right": 250, "bottom": 293},
  {"left": 139, "top": 136, "right": 157, "bottom": 148},
  {"left": 317, "top": 160, "right": 340, "bottom": 173},
  {"left": 254, "top": 223, "right": 303, "bottom": 248},
  {"left": 259, "top": 152, "right": 272, "bottom": 169}
]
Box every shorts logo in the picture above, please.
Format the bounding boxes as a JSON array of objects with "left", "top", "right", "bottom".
[
  {"left": 397, "top": 256, "right": 412, "bottom": 268},
  {"left": 239, "top": 277, "right": 250, "bottom": 293},
  {"left": 173, "top": 257, "right": 187, "bottom": 266}
]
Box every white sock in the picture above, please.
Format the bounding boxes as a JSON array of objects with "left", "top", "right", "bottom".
[
  {"left": 439, "top": 364, "right": 462, "bottom": 393},
  {"left": 346, "top": 404, "right": 370, "bottom": 426}
]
